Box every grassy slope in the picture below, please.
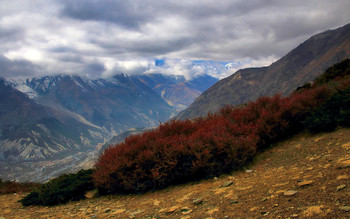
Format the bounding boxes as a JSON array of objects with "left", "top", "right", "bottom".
[{"left": 1, "top": 128, "right": 349, "bottom": 218}]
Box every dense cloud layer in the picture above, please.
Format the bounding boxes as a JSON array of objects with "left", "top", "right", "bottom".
[{"left": 0, "top": 0, "right": 349, "bottom": 79}]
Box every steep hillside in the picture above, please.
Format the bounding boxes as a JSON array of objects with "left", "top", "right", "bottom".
[
  {"left": 1, "top": 128, "right": 349, "bottom": 218},
  {"left": 177, "top": 23, "right": 350, "bottom": 119}
]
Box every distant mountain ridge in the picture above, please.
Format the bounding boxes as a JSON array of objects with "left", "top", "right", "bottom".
[
  {"left": 0, "top": 73, "right": 216, "bottom": 181},
  {"left": 177, "top": 23, "right": 350, "bottom": 120},
  {"left": 9, "top": 73, "right": 218, "bottom": 134}
]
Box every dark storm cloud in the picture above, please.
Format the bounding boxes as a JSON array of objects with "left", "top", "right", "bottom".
[
  {"left": 92, "top": 37, "right": 194, "bottom": 57},
  {"left": 0, "top": 55, "right": 41, "bottom": 78},
  {"left": 83, "top": 62, "right": 105, "bottom": 77},
  {"left": 0, "top": 27, "right": 23, "bottom": 42},
  {"left": 61, "top": 0, "right": 154, "bottom": 30}
]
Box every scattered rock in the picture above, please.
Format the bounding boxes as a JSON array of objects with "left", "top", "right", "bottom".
[
  {"left": 158, "top": 208, "right": 167, "bottom": 213},
  {"left": 303, "top": 205, "right": 328, "bottom": 217},
  {"left": 298, "top": 180, "right": 313, "bottom": 188},
  {"left": 153, "top": 200, "right": 160, "bottom": 206},
  {"left": 192, "top": 198, "right": 204, "bottom": 205},
  {"left": 104, "top": 208, "right": 111, "bottom": 213},
  {"left": 323, "top": 164, "right": 331, "bottom": 168},
  {"left": 341, "top": 142, "right": 350, "bottom": 150},
  {"left": 246, "top": 169, "right": 253, "bottom": 173},
  {"left": 336, "top": 175, "right": 349, "bottom": 180},
  {"left": 339, "top": 206, "right": 350, "bottom": 212},
  {"left": 284, "top": 190, "right": 298, "bottom": 196},
  {"left": 314, "top": 137, "right": 323, "bottom": 142},
  {"left": 222, "top": 181, "right": 234, "bottom": 187},
  {"left": 85, "top": 189, "right": 98, "bottom": 199},
  {"left": 306, "top": 167, "right": 314, "bottom": 171},
  {"left": 111, "top": 209, "right": 126, "bottom": 215},
  {"left": 181, "top": 207, "right": 193, "bottom": 215},
  {"left": 230, "top": 200, "right": 239, "bottom": 204},
  {"left": 206, "top": 208, "right": 219, "bottom": 215},
  {"left": 337, "top": 159, "right": 350, "bottom": 169},
  {"left": 261, "top": 211, "right": 269, "bottom": 216},
  {"left": 165, "top": 206, "right": 179, "bottom": 214},
  {"left": 250, "top": 207, "right": 259, "bottom": 212},
  {"left": 336, "top": 185, "right": 346, "bottom": 191},
  {"left": 129, "top": 209, "right": 143, "bottom": 218}
]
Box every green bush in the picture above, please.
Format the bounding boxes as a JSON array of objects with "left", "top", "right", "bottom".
[
  {"left": 304, "top": 87, "right": 350, "bottom": 133},
  {"left": 313, "top": 58, "right": 350, "bottom": 86},
  {"left": 20, "top": 169, "right": 95, "bottom": 206}
]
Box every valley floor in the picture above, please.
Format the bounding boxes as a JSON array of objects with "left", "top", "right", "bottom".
[{"left": 1, "top": 128, "right": 350, "bottom": 218}]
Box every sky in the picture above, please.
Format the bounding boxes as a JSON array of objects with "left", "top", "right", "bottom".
[{"left": 0, "top": 0, "right": 349, "bottom": 80}]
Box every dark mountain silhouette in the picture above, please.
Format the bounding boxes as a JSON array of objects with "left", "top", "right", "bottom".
[{"left": 177, "top": 23, "right": 350, "bottom": 120}]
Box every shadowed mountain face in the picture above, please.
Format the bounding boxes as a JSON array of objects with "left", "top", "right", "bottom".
[
  {"left": 177, "top": 23, "right": 350, "bottom": 120},
  {"left": 0, "top": 78, "right": 109, "bottom": 161}
]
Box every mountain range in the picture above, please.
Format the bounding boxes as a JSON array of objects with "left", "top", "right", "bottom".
[
  {"left": 177, "top": 23, "right": 350, "bottom": 120},
  {"left": 0, "top": 73, "right": 217, "bottom": 181}
]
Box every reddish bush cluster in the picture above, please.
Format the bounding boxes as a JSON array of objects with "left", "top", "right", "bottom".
[
  {"left": 93, "top": 84, "right": 334, "bottom": 194},
  {"left": 220, "top": 86, "right": 333, "bottom": 149},
  {"left": 94, "top": 118, "right": 258, "bottom": 194}
]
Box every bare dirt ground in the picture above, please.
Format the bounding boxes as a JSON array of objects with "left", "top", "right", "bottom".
[{"left": 1, "top": 128, "right": 350, "bottom": 218}]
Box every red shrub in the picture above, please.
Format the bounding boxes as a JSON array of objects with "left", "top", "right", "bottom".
[
  {"left": 93, "top": 115, "right": 258, "bottom": 194},
  {"left": 93, "top": 79, "right": 334, "bottom": 194}
]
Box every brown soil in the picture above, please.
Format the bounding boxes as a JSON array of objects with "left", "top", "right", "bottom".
[{"left": 1, "top": 128, "right": 350, "bottom": 218}]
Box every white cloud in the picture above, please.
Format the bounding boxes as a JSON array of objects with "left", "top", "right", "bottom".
[{"left": 0, "top": 0, "right": 350, "bottom": 78}]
